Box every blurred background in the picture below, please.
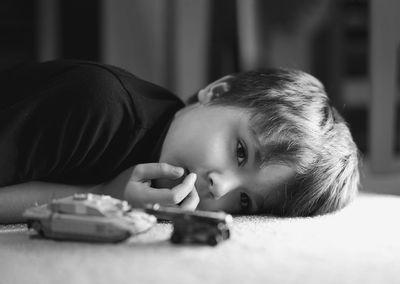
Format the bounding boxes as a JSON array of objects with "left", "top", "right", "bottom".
[{"left": 0, "top": 0, "right": 399, "bottom": 189}]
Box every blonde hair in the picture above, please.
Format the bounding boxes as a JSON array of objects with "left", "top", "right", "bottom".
[{"left": 208, "top": 69, "right": 360, "bottom": 216}]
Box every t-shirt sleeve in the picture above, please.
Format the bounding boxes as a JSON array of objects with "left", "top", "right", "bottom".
[{"left": 0, "top": 61, "right": 145, "bottom": 186}]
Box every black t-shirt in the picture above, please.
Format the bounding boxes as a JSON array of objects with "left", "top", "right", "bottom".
[{"left": 0, "top": 60, "right": 184, "bottom": 186}]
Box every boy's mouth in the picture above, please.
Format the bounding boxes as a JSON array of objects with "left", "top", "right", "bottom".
[
  {"left": 182, "top": 168, "right": 190, "bottom": 178},
  {"left": 175, "top": 168, "right": 189, "bottom": 184}
]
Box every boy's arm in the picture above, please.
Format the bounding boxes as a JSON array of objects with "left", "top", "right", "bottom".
[
  {"left": 0, "top": 163, "right": 198, "bottom": 224},
  {"left": 0, "top": 166, "right": 138, "bottom": 224},
  {"left": 0, "top": 181, "right": 107, "bottom": 224}
]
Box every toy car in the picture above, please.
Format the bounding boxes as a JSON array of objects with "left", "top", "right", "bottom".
[
  {"left": 145, "top": 204, "right": 232, "bottom": 246},
  {"left": 23, "top": 193, "right": 156, "bottom": 243}
]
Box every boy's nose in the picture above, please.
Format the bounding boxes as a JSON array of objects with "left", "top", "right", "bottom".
[{"left": 207, "top": 172, "right": 237, "bottom": 199}]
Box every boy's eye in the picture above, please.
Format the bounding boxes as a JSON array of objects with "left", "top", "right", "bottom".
[
  {"left": 240, "top": 192, "right": 251, "bottom": 213},
  {"left": 236, "top": 140, "right": 247, "bottom": 166}
]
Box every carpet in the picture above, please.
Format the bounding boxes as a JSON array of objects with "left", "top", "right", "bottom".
[{"left": 1, "top": 192, "right": 399, "bottom": 284}]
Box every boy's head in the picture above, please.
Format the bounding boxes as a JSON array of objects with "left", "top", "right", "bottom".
[{"left": 158, "top": 68, "right": 360, "bottom": 216}]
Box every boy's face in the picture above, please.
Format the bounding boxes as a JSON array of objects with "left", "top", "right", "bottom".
[{"left": 157, "top": 104, "right": 295, "bottom": 214}]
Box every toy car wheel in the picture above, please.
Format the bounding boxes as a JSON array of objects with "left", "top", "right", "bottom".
[
  {"left": 207, "top": 235, "right": 221, "bottom": 246},
  {"left": 30, "top": 221, "right": 44, "bottom": 236},
  {"left": 222, "top": 230, "right": 230, "bottom": 239},
  {"left": 113, "top": 231, "right": 131, "bottom": 243},
  {"left": 170, "top": 233, "right": 183, "bottom": 244}
]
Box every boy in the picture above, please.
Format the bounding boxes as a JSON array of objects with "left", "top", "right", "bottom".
[{"left": 0, "top": 60, "right": 359, "bottom": 223}]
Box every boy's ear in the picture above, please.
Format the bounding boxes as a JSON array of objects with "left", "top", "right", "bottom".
[{"left": 197, "top": 75, "right": 233, "bottom": 104}]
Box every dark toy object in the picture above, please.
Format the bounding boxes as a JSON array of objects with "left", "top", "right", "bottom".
[{"left": 145, "top": 204, "right": 232, "bottom": 246}]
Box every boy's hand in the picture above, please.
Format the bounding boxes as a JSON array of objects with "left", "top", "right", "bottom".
[{"left": 123, "top": 163, "right": 199, "bottom": 210}]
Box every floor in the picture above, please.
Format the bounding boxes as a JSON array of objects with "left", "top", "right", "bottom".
[
  {"left": 1, "top": 193, "right": 400, "bottom": 284},
  {"left": 1, "top": 157, "right": 400, "bottom": 284}
]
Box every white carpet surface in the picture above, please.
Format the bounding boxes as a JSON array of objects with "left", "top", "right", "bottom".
[{"left": 1, "top": 192, "right": 399, "bottom": 284}]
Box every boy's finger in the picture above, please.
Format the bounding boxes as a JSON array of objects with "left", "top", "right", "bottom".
[
  {"left": 167, "top": 173, "right": 197, "bottom": 205},
  {"left": 179, "top": 187, "right": 200, "bottom": 211},
  {"left": 127, "top": 173, "right": 197, "bottom": 206},
  {"left": 132, "top": 163, "right": 184, "bottom": 181}
]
